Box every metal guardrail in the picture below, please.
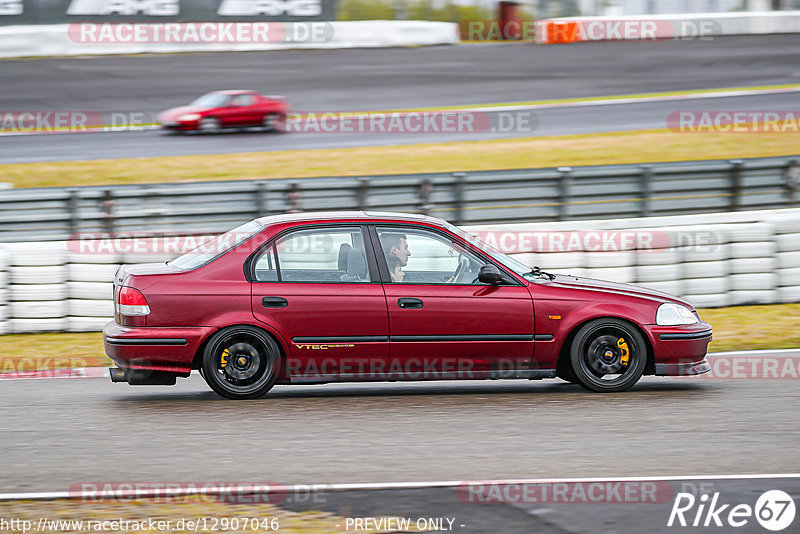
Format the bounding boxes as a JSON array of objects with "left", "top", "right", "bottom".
[{"left": 1, "top": 156, "right": 799, "bottom": 242}]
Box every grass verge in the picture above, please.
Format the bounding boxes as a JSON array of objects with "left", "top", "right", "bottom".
[
  {"left": 1, "top": 304, "right": 797, "bottom": 373},
  {"left": 2, "top": 128, "right": 799, "bottom": 189}
]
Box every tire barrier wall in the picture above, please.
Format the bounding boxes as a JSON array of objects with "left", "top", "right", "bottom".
[
  {"left": 535, "top": 11, "right": 800, "bottom": 44},
  {"left": 0, "top": 207, "right": 798, "bottom": 335},
  {"left": 0, "top": 20, "right": 460, "bottom": 58}
]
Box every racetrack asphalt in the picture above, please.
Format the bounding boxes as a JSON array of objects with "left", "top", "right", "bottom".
[
  {"left": 1, "top": 357, "right": 798, "bottom": 494},
  {"left": 1, "top": 34, "right": 799, "bottom": 162}
]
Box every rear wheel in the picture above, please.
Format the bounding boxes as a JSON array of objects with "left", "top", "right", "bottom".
[
  {"left": 262, "top": 113, "right": 285, "bottom": 133},
  {"left": 569, "top": 318, "right": 647, "bottom": 392},
  {"left": 201, "top": 326, "right": 280, "bottom": 399}
]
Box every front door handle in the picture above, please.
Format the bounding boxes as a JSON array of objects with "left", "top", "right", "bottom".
[
  {"left": 262, "top": 296, "right": 288, "bottom": 308},
  {"left": 398, "top": 297, "right": 424, "bottom": 309}
]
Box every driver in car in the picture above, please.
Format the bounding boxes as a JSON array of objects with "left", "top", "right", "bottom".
[{"left": 381, "top": 233, "right": 410, "bottom": 282}]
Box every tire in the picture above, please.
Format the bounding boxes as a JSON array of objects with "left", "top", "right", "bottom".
[
  {"left": 730, "top": 273, "right": 777, "bottom": 291},
  {"left": 682, "top": 244, "right": 729, "bottom": 263},
  {"left": 779, "top": 267, "right": 800, "bottom": 286},
  {"left": 636, "top": 249, "right": 680, "bottom": 266},
  {"left": 199, "top": 117, "right": 220, "bottom": 133},
  {"left": 10, "top": 284, "right": 67, "bottom": 301},
  {"left": 11, "top": 300, "right": 66, "bottom": 319},
  {"left": 724, "top": 222, "right": 774, "bottom": 243},
  {"left": 6, "top": 243, "right": 68, "bottom": 266},
  {"left": 569, "top": 318, "right": 647, "bottom": 393},
  {"left": 684, "top": 277, "right": 729, "bottom": 295},
  {"left": 586, "top": 251, "right": 634, "bottom": 268},
  {"left": 10, "top": 265, "right": 67, "bottom": 284},
  {"left": 636, "top": 264, "right": 680, "bottom": 282},
  {"left": 201, "top": 326, "right": 281, "bottom": 400},
  {"left": 729, "top": 241, "right": 776, "bottom": 259},
  {"left": 778, "top": 286, "right": 800, "bottom": 304},
  {"left": 536, "top": 252, "right": 585, "bottom": 269},
  {"left": 0, "top": 249, "right": 9, "bottom": 270},
  {"left": 730, "top": 257, "right": 777, "bottom": 274},
  {"left": 262, "top": 113, "right": 285, "bottom": 132},
  {"left": 632, "top": 280, "right": 682, "bottom": 296},
  {"left": 683, "top": 260, "right": 729, "bottom": 279},
  {"left": 778, "top": 252, "right": 800, "bottom": 270},
  {"left": 67, "top": 282, "right": 113, "bottom": 300},
  {"left": 67, "top": 316, "right": 111, "bottom": 333},
  {"left": 67, "top": 299, "right": 114, "bottom": 317},
  {"left": 68, "top": 263, "right": 120, "bottom": 282},
  {"left": 681, "top": 293, "right": 730, "bottom": 308},
  {"left": 729, "top": 290, "right": 778, "bottom": 306},
  {"left": 776, "top": 233, "right": 800, "bottom": 252}
]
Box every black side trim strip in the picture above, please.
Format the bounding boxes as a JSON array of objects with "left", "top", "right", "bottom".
[
  {"left": 391, "top": 335, "right": 534, "bottom": 342},
  {"left": 292, "top": 336, "right": 389, "bottom": 343},
  {"left": 534, "top": 334, "right": 554, "bottom": 341},
  {"left": 658, "top": 330, "right": 713, "bottom": 341},
  {"left": 106, "top": 337, "right": 188, "bottom": 346}
]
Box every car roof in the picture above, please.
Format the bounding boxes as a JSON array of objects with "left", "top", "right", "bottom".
[
  {"left": 255, "top": 211, "right": 448, "bottom": 228},
  {"left": 212, "top": 90, "right": 257, "bottom": 95}
]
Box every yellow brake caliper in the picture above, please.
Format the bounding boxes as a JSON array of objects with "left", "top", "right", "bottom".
[
  {"left": 617, "top": 338, "right": 630, "bottom": 367},
  {"left": 220, "top": 348, "right": 230, "bottom": 368}
]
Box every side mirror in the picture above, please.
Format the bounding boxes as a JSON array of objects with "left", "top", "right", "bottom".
[{"left": 478, "top": 264, "right": 504, "bottom": 285}]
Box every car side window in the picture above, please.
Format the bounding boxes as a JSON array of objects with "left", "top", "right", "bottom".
[
  {"left": 255, "top": 227, "right": 370, "bottom": 283},
  {"left": 376, "top": 227, "right": 486, "bottom": 285},
  {"left": 232, "top": 94, "right": 254, "bottom": 106}
]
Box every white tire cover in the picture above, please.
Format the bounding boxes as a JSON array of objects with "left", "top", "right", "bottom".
[
  {"left": 66, "top": 316, "right": 111, "bottom": 333},
  {"left": 681, "top": 293, "right": 730, "bottom": 309},
  {"left": 67, "top": 281, "right": 113, "bottom": 300},
  {"left": 536, "top": 252, "right": 586, "bottom": 269},
  {"left": 778, "top": 286, "right": 800, "bottom": 304},
  {"left": 68, "top": 251, "right": 122, "bottom": 264},
  {"left": 68, "top": 264, "right": 120, "bottom": 282},
  {"left": 636, "top": 249, "right": 680, "bottom": 266},
  {"left": 10, "top": 300, "right": 67, "bottom": 319},
  {"left": 10, "top": 317, "right": 67, "bottom": 333},
  {"left": 682, "top": 243, "right": 729, "bottom": 263},
  {"left": 636, "top": 264, "right": 680, "bottom": 282},
  {"left": 684, "top": 277, "right": 729, "bottom": 295},
  {"left": 5, "top": 242, "right": 68, "bottom": 266},
  {"left": 779, "top": 268, "right": 800, "bottom": 286},
  {"left": 9, "top": 284, "right": 68, "bottom": 301},
  {"left": 0, "top": 248, "right": 9, "bottom": 270},
  {"left": 729, "top": 241, "right": 776, "bottom": 259},
  {"left": 683, "top": 261, "right": 729, "bottom": 279},
  {"left": 723, "top": 222, "right": 774, "bottom": 242},
  {"left": 586, "top": 251, "right": 635, "bottom": 268},
  {"left": 584, "top": 266, "right": 635, "bottom": 283},
  {"left": 777, "top": 251, "right": 800, "bottom": 269},
  {"left": 0, "top": 305, "right": 8, "bottom": 321},
  {"left": 776, "top": 233, "right": 800, "bottom": 252},
  {"left": 729, "top": 273, "right": 778, "bottom": 291},
  {"left": 728, "top": 290, "right": 779, "bottom": 306},
  {"left": 67, "top": 299, "right": 114, "bottom": 317},
  {"left": 9, "top": 265, "right": 67, "bottom": 285},
  {"left": 730, "top": 257, "right": 777, "bottom": 274},
  {"left": 631, "top": 280, "right": 682, "bottom": 296}
]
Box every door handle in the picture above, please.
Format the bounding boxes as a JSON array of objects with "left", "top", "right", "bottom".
[
  {"left": 262, "top": 296, "right": 288, "bottom": 308},
  {"left": 398, "top": 297, "right": 423, "bottom": 309}
]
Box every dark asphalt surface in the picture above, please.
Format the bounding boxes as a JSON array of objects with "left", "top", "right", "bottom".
[
  {"left": 1, "top": 372, "right": 798, "bottom": 494},
  {"left": 1, "top": 34, "right": 799, "bottom": 162},
  {"left": 0, "top": 92, "right": 794, "bottom": 163}
]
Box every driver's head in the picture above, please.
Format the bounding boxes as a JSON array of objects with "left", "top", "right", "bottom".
[{"left": 382, "top": 233, "right": 410, "bottom": 267}]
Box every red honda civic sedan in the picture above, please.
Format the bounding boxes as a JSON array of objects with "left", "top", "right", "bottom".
[
  {"left": 156, "top": 90, "right": 287, "bottom": 133},
  {"left": 104, "top": 212, "right": 712, "bottom": 399}
]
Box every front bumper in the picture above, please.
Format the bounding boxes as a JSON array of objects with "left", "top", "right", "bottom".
[
  {"left": 646, "top": 321, "right": 713, "bottom": 374},
  {"left": 655, "top": 359, "right": 711, "bottom": 376},
  {"left": 103, "top": 321, "right": 215, "bottom": 375}
]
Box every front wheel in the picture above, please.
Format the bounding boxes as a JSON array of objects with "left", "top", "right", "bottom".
[
  {"left": 569, "top": 318, "right": 647, "bottom": 393},
  {"left": 201, "top": 326, "right": 281, "bottom": 399}
]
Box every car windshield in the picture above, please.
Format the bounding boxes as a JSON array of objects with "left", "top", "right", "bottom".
[
  {"left": 168, "top": 220, "right": 263, "bottom": 270},
  {"left": 190, "top": 93, "right": 230, "bottom": 107},
  {"left": 442, "top": 221, "right": 539, "bottom": 281}
]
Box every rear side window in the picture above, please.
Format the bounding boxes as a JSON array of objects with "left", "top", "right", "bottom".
[
  {"left": 254, "top": 226, "right": 371, "bottom": 283},
  {"left": 168, "top": 220, "right": 263, "bottom": 271}
]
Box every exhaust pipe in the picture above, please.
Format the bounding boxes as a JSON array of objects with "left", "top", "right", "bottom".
[{"left": 109, "top": 367, "right": 177, "bottom": 386}]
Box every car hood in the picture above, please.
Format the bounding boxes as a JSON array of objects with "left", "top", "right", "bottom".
[
  {"left": 545, "top": 274, "right": 694, "bottom": 309},
  {"left": 157, "top": 106, "right": 209, "bottom": 121}
]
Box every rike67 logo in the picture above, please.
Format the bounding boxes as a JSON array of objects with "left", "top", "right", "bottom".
[{"left": 668, "top": 490, "right": 796, "bottom": 531}]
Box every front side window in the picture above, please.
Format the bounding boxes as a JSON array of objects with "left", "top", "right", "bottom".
[
  {"left": 376, "top": 227, "right": 487, "bottom": 285},
  {"left": 254, "top": 226, "right": 371, "bottom": 283}
]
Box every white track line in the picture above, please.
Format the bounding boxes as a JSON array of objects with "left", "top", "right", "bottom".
[{"left": 1, "top": 474, "right": 797, "bottom": 501}]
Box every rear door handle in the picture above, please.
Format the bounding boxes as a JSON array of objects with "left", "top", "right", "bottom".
[
  {"left": 398, "top": 297, "right": 423, "bottom": 309},
  {"left": 262, "top": 296, "right": 288, "bottom": 308}
]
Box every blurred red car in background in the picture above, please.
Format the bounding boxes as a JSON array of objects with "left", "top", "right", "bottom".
[{"left": 157, "top": 90, "right": 288, "bottom": 133}]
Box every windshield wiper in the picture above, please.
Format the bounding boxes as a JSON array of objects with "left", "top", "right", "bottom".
[{"left": 529, "top": 266, "right": 556, "bottom": 281}]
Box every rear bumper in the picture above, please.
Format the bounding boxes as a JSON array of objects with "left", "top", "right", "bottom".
[{"left": 103, "top": 321, "right": 215, "bottom": 375}]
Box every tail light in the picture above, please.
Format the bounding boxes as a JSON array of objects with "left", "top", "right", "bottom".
[{"left": 116, "top": 286, "right": 150, "bottom": 316}]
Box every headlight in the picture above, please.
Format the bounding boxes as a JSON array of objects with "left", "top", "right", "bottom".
[
  {"left": 177, "top": 114, "right": 201, "bottom": 121},
  {"left": 656, "top": 303, "right": 699, "bottom": 326}
]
